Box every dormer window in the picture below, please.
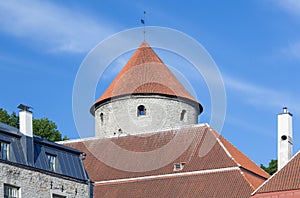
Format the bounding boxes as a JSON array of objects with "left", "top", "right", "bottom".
[
  {"left": 47, "top": 154, "right": 56, "bottom": 172},
  {"left": 173, "top": 162, "right": 185, "bottom": 171},
  {"left": 137, "top": 105, "right": 146, "bottom": 116},
  {"left": 0, "top": 142, "right": 9, "bottom": 160}
]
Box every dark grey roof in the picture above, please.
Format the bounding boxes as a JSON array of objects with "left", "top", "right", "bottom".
[
  {"left": 0, "top": 122, "right": 20, "bottom": 136},
  {"left": 0, "top": 122, "right": 89, "bottom": 182}
]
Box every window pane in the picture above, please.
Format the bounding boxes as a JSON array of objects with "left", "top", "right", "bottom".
[
  {"left": 47, "top": 154, "right": 56, "bottom": 171},
  {"left": 137, "top": 105, "right": 146, "bottom": 116},
  {"left": 1, "top": 142, "right": 9, "bottom": 160},
  {"left": 4, "top": 184, "right": 19, "bottom": 198}
]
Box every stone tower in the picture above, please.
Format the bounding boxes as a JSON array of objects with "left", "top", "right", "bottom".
[{"left": 91, "top": 41, "right": 203, "bottom": 138}]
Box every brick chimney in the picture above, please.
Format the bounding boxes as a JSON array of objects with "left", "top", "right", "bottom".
[{"left": 277, "top": 107, "right": 293, "bottom": 170}]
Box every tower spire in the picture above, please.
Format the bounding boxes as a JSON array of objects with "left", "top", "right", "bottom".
[{"left": 141, "top": 11, "right": 146, "bottom": 40}]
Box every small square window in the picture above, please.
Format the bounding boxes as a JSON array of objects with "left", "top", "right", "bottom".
[
  {"left": 173, "top": 162, "right": 185, "bottom": 171},
  {"left": 4, "top": 184, "right": 19, "bottom": 198},
  {"left": 0, "top": 142, "right": 9, "bottom": 160},
  {"left": 47, "top": 154, "right": 56, "bottom": 172}
]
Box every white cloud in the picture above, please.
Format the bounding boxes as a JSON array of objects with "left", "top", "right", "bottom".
[
  {"left": 224, "top": 75, "right": 300, "bottom": 114},
  {"left": 273, "top": 0, "right": 300, "bottom": 16},
  {"left": 0, "top": 0, "right": 115, "bottom": 53}
]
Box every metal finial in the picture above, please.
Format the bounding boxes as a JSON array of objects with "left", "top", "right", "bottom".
[{"left": 141, "top": 11, "right": 146, "bottom": 40}]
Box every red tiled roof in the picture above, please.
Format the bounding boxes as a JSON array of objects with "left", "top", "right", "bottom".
[
  {"left": 62, "top": 125, "right": 269, "bottom": 197},
  {"left": 94, "top": 169, "right": 254, "bottom": 198},
  {"left": 91, "top": 41, "right": 202, "bottom": 113},
  {"left": 218, "top": 135, "right": 270, "bottom": 179},
  {"left": 253, "top": 151, "right": 300, "bottom": 195}
]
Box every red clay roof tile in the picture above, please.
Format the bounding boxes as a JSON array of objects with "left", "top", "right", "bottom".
[
  {"left": 218, "top": 135, "right": 270, "bottom": 179},
  {"left": 62, "top": 124, "right": 268, "bottom": 197},
  {"left": 253, "top": 151, "right": 300, "bottom": 195},
  {"left": 92, "top": 41, "right": 202, "bottom": 113},
  {"left": 94, "top": 169, "right": 254, "bottom": 198}
]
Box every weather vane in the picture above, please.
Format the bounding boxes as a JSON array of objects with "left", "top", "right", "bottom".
[{"left": 141, "top": 11, "right": 146, "bottom": 40}]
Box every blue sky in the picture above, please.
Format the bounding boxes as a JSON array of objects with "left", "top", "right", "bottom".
[{"left": 1, "top": 0, "right": 300, "bottom": 166}]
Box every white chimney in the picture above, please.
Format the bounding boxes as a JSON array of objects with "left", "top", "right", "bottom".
[
  {"left": 277, "top": 107, "right": 293, "bottom": 170},
  {"left": 18, "top": 104, "right": 33, "bottom": 137}
]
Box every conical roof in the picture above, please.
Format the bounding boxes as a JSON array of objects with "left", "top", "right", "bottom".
[{"left": 92, "top": 41, "right": 202, "bottom": 113}]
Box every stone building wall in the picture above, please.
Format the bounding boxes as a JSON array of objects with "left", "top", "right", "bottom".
[
  {"left": 95, "top": 95, "right": 200, "bottom": 137},
  {"left": 0, "top": 161, "right": 90, "bottom": 198}
]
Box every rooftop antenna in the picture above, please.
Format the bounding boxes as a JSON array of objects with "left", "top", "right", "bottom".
[{"left": 141, "top": 11, "right": 146, "bottom": 40}]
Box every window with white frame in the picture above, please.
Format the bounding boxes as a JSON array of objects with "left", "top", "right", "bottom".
[
  {"left": 4, "top": 184, "right": 19, "bottom": 198},
  {"left": 173, "top": 162, "right": 185, "bottom": 171},
  {"left": 0, "top": 142, "right": 9, "bottom": 160},
  {"left": 47, "top": 154, "right": 56, "bottom": 172}
]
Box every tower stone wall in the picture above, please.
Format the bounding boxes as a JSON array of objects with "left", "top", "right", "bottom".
[
  {"left": 95, "top": 95, "right": 200, "bottom": 138},
  {"left": 92, "top": 41, "right": 202, "bottom": 138}
]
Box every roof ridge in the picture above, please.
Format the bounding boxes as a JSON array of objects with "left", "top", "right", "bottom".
[
  {"left": 215, "top": 132, "right": 270, "bottom": 190},
  {"left": 238, "top": 169, "right": 256, "bottom": 190},
  {"left": 216, "top": 133, "right": 270, "bottom": 179},
  {"left": 216, "top": 135, "right": 241, "bottom": 166},
  {"left": 94, "top": 166, "right": 240, "bottom": 186},
  {"left": 56, "top": 136, "right": 100, "bottom": 144},
  {"left": 212, "top": 130, "right": 268, "bottom": 183},
  {"left": 60, "top": 123, "right": 210, "bottom": 144}
]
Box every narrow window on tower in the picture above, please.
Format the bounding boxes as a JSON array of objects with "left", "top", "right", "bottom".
[
  {"left": 100, "top": 113, "right": 104, "bottom": 125},
  {"left": 180, "top": 110, "right": 186, "bottom": 121},
  {"left": 137, "top": 105, "right": 146, "bottom": 116}
]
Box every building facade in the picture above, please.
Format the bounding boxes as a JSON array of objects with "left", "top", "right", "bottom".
[{"left": 0, "top": 119, "right": 93, "bottom": 198}]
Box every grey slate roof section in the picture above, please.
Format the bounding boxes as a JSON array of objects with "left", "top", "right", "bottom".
[
  {"left": 0, "top": 122, "right": 21, "bottom": 136},
  {"left": 0, "top": 122, "right": 89, "bottom": 182}
]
